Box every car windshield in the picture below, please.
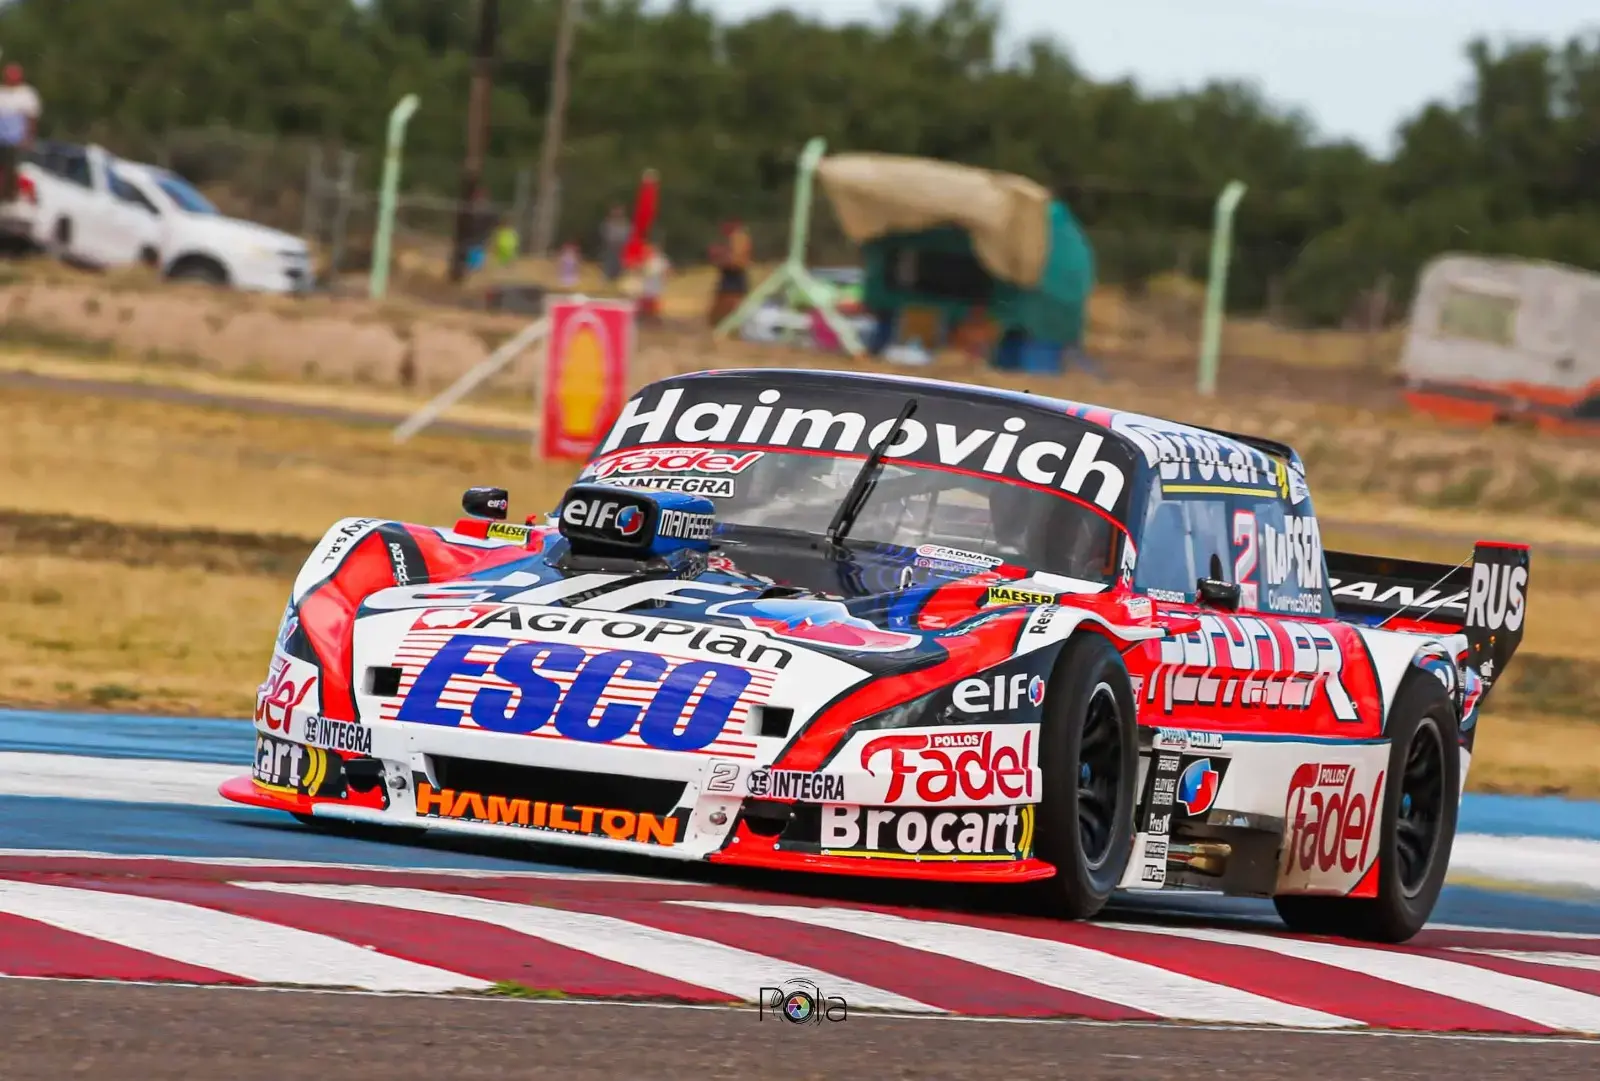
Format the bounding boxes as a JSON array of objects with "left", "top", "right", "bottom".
[
  {"left": 579, "top": 445, "right": 1122, "bottom": 584},
  {"left": 154, "top": 171, "right": 218, "bottom": 215}
]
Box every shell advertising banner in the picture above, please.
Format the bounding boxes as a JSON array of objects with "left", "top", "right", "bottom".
[{"left": 540, "top": 297, "right": 634, "bottom": 460}]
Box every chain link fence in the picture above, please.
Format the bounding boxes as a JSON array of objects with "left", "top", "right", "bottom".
[{"left": 46, "top": 125, "right": 1404, "bottom": 370}]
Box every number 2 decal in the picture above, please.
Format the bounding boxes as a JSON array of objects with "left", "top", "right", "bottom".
[
  {"left": 704, "top": 761, "right": 740, "bottom": 794},
  {"left": 1232, "top": 510, "right": 1259, "bottom": 610}
]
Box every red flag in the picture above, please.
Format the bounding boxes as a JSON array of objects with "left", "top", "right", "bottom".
[{"left": 621, "top": 168, "right": 659, "bottom": 270}]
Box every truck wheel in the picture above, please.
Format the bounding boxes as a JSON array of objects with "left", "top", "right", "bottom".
[
  {"left": 168, "top": 255, "right": 229, "bottom": 287},
  {"left": 49, "top": 216, "right": 72, "bottom": 256},
  {"left": 1273, "top": 673, "right": 1459, "bottom": 942},
  {"left": 1035, "top": 633, "right": 1138, "bottom": 919}
]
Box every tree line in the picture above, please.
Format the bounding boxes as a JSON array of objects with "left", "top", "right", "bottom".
[{"left": 1, "top": 0, "right": 1596, "bottom": 324}]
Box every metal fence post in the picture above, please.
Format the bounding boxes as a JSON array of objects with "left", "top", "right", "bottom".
[
  {"left": 328, "top": 149, "right": 357, "bottom": 287},
  {"left": 1197, "top": 180, "right": 1247, "bottom": 397},
  {"left": 302, "top": 145, "right": 324, "bottom": 242},
  {"left": 511, "top": 166, "right": 532, "bottom": 255},
  {"left": 371, "top": 94, "right": 421, "bottom": 301}
]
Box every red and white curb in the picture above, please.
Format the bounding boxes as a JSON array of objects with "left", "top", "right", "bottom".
[{"left": 1, "top": 854, "right": 1598, "bottom": 1033}]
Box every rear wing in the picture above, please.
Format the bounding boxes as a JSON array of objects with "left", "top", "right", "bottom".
[{"left": 1327, "top": 540, "right": 1530, "bottom": 686}]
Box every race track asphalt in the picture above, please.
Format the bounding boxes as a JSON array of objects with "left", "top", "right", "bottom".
[{"left": 3, "top": 981, "right": 1598, "bottom": 1081}]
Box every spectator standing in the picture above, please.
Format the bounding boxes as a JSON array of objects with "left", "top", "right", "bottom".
[
  {"left": 461, "top": 184, "right": 498, "bottom": 276},
  {"left": 557, "top": 241, "right": 580, "bottom": 288},
  {"left": 0, "top": 63, "right": 40, "bottom": 202},
  {"left": 599, "top": 205, "right": 629, "bottom": 284},
  {"left": 706, "top": 218, "right": 751, "bottom": 327},
  {"left": 638, "top": 243, "right": 669, "bottom": 322}
]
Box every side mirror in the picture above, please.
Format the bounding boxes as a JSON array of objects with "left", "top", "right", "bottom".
[
  {"left": 1196, "top": 578, "right": 1241, "bottom": 610},
  {"left": 462, "top": 486, "right": 509, "bottom": 521}
]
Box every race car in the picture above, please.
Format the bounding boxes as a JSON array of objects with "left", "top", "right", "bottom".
[{"left": 223, "top": 368, "right": 1530, "bottom": 942}]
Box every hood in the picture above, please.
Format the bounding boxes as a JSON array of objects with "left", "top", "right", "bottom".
[
  {"left": 191, "top": 214, "right": 307, "bottom": 255},
  {"left": 282, "top": 516, "right": 1143, "bottom": 777},
  {"left": 351, "top": 525, "right": 1110, "bottom": 678}
]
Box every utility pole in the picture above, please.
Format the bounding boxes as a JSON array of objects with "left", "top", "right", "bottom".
[
  {"left": 450, "top": 0, "right": 499, "bottom": 283},
  {"left": 530, "top": 0, "right": 580, "bottom": 259}
]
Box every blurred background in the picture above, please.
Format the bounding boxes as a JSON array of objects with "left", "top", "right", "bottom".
[{"left": 0, "top": 0, "right": 1598, "bottom": 798}]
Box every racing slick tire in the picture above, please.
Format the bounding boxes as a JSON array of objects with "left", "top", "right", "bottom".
[
  {"left": 1273, "top": 673, "right": 1460, "bottom": 943},
  {"left": 1035, "top": 633, "right": 1139, "bottom": 920}
]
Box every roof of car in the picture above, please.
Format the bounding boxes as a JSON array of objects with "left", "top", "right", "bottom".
[{"left": 669, "top": 368, "right": 1305, "bottom": 471}]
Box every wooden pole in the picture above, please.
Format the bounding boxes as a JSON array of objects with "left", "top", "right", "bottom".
[
  {"left": 450, "top": 0, "right": 499, "bottom": 283},
  {"left": 530, "top": 0, "right": 580, "bottom": 259}
]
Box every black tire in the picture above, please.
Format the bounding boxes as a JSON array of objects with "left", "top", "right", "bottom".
[
  {"left": 168, "top": 255, "right": 229, "bottom": 286},
  {"left": 1274, "top": 674, "right": 1459, "bottom": 942},
  {"left": 1035, "top": 633, "right": 1139, "bottom": 919},
  {"left": 49, "top": 216, "right": 71, "bottom": 256}
]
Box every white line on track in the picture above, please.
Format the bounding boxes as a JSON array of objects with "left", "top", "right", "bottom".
[
  {"left": 672, "top": 901, "right": 1355, "bottom": 1029},
  {"left": 0, "top": 753, "right": 237, "bottom": 806},
  {"left": 1450, "top": 834, "right": 1600, "bottom": 893},
  {"left": 0, "top": 880, "right": 487, "bottom": 992},
  {"left": 1428, "top": 922, "right": 1600, "bottom": 941},
  {"left": 0, "top": 848, "right": 707, "bottom": 884},
  {"left": 236, "top": 881, "right": 940, "bottom": 1013},
  {"left": 1445, "top": 948, "right": 1600, "bottom": 973},
  {"left": 1102, "top": 921, "right": 1600, "bottom": 1034}
]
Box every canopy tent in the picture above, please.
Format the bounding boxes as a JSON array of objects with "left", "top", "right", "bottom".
[
  {"left": 710, "top": 140, "right": 1096, "bottom": 366},
  {"left": 816, "top": 153, "right": 1095, "bottom": 356}
]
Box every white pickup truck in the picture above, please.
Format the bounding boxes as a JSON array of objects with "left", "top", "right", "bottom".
[{"left": 1, "top": 140, "right": 313, "bottom": 293}]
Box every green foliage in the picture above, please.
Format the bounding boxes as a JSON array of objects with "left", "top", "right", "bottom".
[{"left": 3, "top": 0, "right": 1596, "bottom": 325}]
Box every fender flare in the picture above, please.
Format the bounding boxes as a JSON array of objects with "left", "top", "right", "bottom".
[
  {"left": 1012, "top": 604, "right": 1166, "bottom": 661},
  {"left": 1353, "top": 625, "right": 1471, "bottom": 732},
  {"left": 292, "top": 517, "right": 387, "bottom": 603}
]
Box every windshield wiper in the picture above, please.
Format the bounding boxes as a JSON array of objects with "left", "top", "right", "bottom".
[{"left": 826, "top": 397, "right": 918, "bottom": 552}]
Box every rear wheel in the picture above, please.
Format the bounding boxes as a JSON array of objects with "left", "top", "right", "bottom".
[
  {"left": 1273, "top": 674, "right": 1459, "bottom": 942},
  {"left": 1035, "top": 634, "right": 1138, "bottom": 919}
]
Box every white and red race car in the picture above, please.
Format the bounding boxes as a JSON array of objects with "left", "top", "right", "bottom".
[{"left": 225, "top": 369, "right": 1529, "bottom": 942}]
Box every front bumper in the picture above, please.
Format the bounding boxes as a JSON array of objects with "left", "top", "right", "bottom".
[{"left": 221, "top": 722, "right": 1056, "bottom": 883}]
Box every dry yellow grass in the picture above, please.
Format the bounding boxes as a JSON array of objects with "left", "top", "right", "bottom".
[
  {"left": 0, "top": 350, "right": 538, "bottom": 431},
  {"left": 1468, "top": 712, "right": 1600, "bottom": 797},
  {"left": 0, "top": 383, "right": 573, "bottom": 537},
  {"left": 0, "top": 553, "right": 286, "bottom": 717}
]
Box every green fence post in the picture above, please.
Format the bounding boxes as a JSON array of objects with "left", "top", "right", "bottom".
[
  {"left": 369, "top": 94, "right": 420, "bottom": 302},
  {"left": 714, "top": 136, "right": 863, "bottom": 356},
  {"left": 1197, "top": 180, "right": 1247, "bottom": 396}
]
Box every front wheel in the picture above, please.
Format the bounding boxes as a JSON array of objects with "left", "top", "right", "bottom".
[
  {"left": 1274, "top": 674, "right": 1459, "bottom": 942},
  {"left": 1035, "top": 634, "right": 1139, "bottom": 920}
]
